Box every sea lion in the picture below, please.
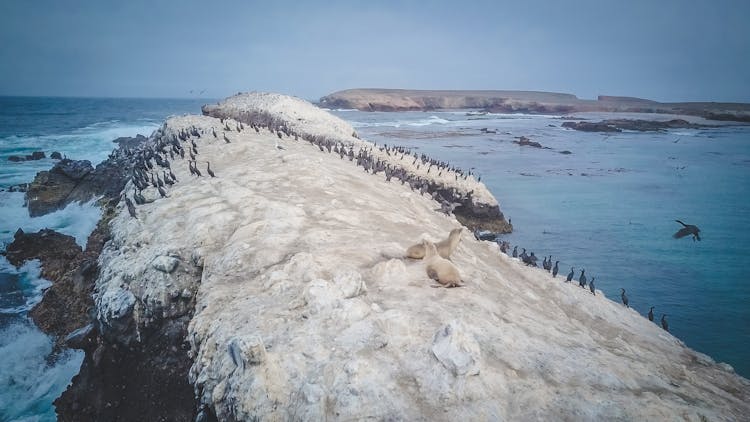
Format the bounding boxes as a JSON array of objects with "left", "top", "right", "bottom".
[
  {"left": 423, "top": 240, "right": 463, "bottom": 288},
  {"left": 406, "top": 228, "right": 463, "bottom": 259}
]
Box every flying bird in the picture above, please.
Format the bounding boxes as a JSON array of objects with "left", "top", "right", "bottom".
[{"left": 673, "top": 220, "right": 701, "bottom": 241}]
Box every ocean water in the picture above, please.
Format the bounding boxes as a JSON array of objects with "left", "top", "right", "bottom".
[
  {"left": 0, "top": 96, "right": 208, "bottom": 421},
  {"left": 332, "top": 109, "right": 750, "bottom": 379}
]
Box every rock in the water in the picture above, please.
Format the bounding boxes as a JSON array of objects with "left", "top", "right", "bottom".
[
  {"left": 5, "top": 228, "right": 82, "bottom": 280},
  {"left": 25, "top": 151, "right": 46, "bottom": 160},
  {"left": 8, "top": 155, "right": 25, "bottom": 162},
  {"left": 431, "top": 320, "right": 481, "bottom": 376},
  {"left": 50, "top": 151, "right": 63, "bottom": 160}
]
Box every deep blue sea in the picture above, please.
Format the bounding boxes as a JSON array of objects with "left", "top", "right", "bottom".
[
  {"left": 0, "top": 99, "right": 748, "bottom": 420},
  {"left": 0, "top": 97, "right": 208, "bottom": 421},
  {"left": 331, "top": 109, "right": 750, "bottom": 379}
]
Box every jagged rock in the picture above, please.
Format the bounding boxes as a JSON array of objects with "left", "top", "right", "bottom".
[
  {"left": 431, "top": 320, "right": 481, "bottom": 376},
  {"left": 50, "top": 151, "right": 63, "bottom": 160},
  {"left": 54, "top": 159, "right": 94, "bottom": 180},
  {"left": 4, "top": 228, "right": 82, "bottom": 281},
  {"left": 152, "top": 255, "right": 179, "bottom": 273},
  {"left": 25, "top": 151, "right": 46, "bottom": 160},
  {"left": 8, "top": 155, "right": 24, "bottom": 162}
]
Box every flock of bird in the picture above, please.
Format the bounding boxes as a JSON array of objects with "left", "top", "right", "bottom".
[
  {"left": 117, "top": 110, "right": 695, "bottom": 335},
  {"left": 119, "top": 110, "right": 485, "bottom": 223},
  {"left": 494, "top": 240, "right": 670, "bottom": 331}
]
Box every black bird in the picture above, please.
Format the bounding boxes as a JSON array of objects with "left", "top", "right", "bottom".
[
  {"left": 157, "top": 185, "right": 167, "bottom": 198},
  {"left": 206, "top": 161, "right": 216, "bottom": 177},
  {"left": 620, "top": 288, "right": 629, "bottom": 308},
  {"left": 589, "top": 277, "right": 596, "bottom": 295},
  {"left": 578, "top": 269, "right": 587, "bottom": 288},
  {"left": 552, "top": 261, "right": 559, "bottom": 278},
  {"left": 191, "top": 160, "right": 202, "bottom": 177},
  {"left": 661, "top": 314, "right": 669, "bottom": 331},
  {"left": 124, "top": 197, "right": 137, "bottom": 219},
  {"left": 542, "top": 256, "right": 548, "bottom": 270},
  {"left": 648, "top": 306, "right": 654, "bottom": 322},
  {"left": 566, "top": 267, "right": 574, "bottom": 282},
  {"left": 673, "top": 220, "right": 701, "bottom": 241},
  {"left": 223, "top": 133, "right": 231, "bottom": 143},
  {"left": 512, "top": 246, "right": 518, "bottom": 258}
]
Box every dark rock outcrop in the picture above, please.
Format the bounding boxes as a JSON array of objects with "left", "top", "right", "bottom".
[
  {"left": 8, "top": 155, "right": 25, "bottom": 162},
  {"left": 561, "top": 121, "right": 622, "bottom": 132},
  {"left": 55, "top": 314, "right": 198, "bottom": 422},
  {"left": 25, "top": 136, "right": 147, "bottom": 217},
  {"left": 513, "top": 136, "right": 545, "bottom": 148},
  {"left": 5, "top": 228, "right": 82, "bottom": 282},
  {"left": 562, "top": 118, "right": 708, "bottom": 132},
  {"left": 27, "top": 151, "right": 46, "bottom": 160},
  {"left": 50, "top": 151, "right": 63, "bottom": 160},
  {"left": 6, "top": 134, "right": 199, "bottom": 421}
]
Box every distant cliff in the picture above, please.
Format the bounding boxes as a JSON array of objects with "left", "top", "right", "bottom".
[{"left": 319, "top": 89, "right": 750, "bottom": 122}]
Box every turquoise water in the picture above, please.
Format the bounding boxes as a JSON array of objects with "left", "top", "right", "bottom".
[
  {"left": 333, "top": 110, "right": 750, "bottom": 378},
  {"left": 0, "top": 96, "right": 207, "bottom": 421}
]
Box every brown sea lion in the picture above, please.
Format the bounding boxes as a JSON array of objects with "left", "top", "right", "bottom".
[
  {"left": 423, "top": 240, "right": 463, "bottom": 288},
  {"left": 406, "top": 228, "right": 463, "bottom": 259}
]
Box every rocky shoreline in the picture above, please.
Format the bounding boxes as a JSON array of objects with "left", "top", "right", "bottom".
[
  {"left": 319, "top": 89, "right": 750, "bottom": 122},
  {"left": 3, "top": 134, "right": 200, "bottom": 421}
]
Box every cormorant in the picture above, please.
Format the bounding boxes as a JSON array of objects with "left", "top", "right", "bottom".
[
  {"left": 673, "top": 220, "right": 701, "bottom": 241},
  {"left": 512, "top": 246, "right": 518, "bottom": 258},
  {"left": 206, "top": 161, "right": 215, "bottom": 178},
  {"left": 578, "top": 269, "right": 587, "bottom": 288},
  {"left": 648, "top": 307, "right": 654, "bottom": 321},
  {"left": 223, "top": 133, "right": 231, "bottom": 143},
  {"left": 620, "top": 288, "right": 629, "bottom": 308},
  {"left": 589, "top": 277, "right": 596, "bottom": 295},
  {"left": 124, "top": 197, "right": 137, "bottom": 219},
  {"left": 661, "top": 314, "right": 669, "bottom": 331},
  {"left": 566, "top": 267, "right": 574, "bottom": 282},
  {"left": 552, "top": 261, "right": 559, "bottom": 278}
]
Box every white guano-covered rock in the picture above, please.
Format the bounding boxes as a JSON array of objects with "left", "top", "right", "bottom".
[
  {"left": 93, "top": 93, "right": 750, "bottom": 421},
  {"left": 431, "top": 320, "right": 481, "bottom": 376}
]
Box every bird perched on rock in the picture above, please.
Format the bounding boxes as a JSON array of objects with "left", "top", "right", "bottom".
[
  {"left": 552, "top": 261, "right": 559, "bottom": 278},
  {"left": 673, "top": 220, "right": 701, "bottom": 241},
  {"left": 124, "top": 196, "right": 137, "bottom": 219},
  {"left": 206, "top": 161, "right": 215, "bottom": 177},
  {"left": 648, "top": 306, "right": 654, "bottom": 321},
  {"left": 661, "top": 314, "right": 669, "bottom": 331},
  {"left": 578, "top": 269, "right": 587, "bottom": 288},
  {"left": 589, "top": 277, "right": 596, "bottom": 295},
  {"left": 620, "top": 288, "right": 629, "bottom": 308},
  {"left": 566, "top": 267, "right": 574, "bottom": 282}
]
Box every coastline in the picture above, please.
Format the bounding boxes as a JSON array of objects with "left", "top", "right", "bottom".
[
  {"left": 319, "top": 89, "right": 750, "bottom": 123},
  {"left": 6, "top": 92, "right": 749, "bottom": 420}
]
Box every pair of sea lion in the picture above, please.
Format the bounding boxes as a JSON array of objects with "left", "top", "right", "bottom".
[{"left": 406, "top": 228, "right": 464, "bottom": 288}]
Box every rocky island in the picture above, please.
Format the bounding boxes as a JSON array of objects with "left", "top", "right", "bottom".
[
  {"left": 7, "top": 93, "right": 749, "bottom": 421},
  {"left": 319, "top": 89, "right": 750, "bottom": 122}
]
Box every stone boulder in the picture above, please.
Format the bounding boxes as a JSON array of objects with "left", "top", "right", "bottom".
[{"left": 4, "top": 228, "right": 82, "bottom": 281}]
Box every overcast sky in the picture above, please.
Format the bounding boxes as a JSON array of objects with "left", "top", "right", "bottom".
[{"left": 1, "top": 0, "right": 748, "bottom": 102}]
